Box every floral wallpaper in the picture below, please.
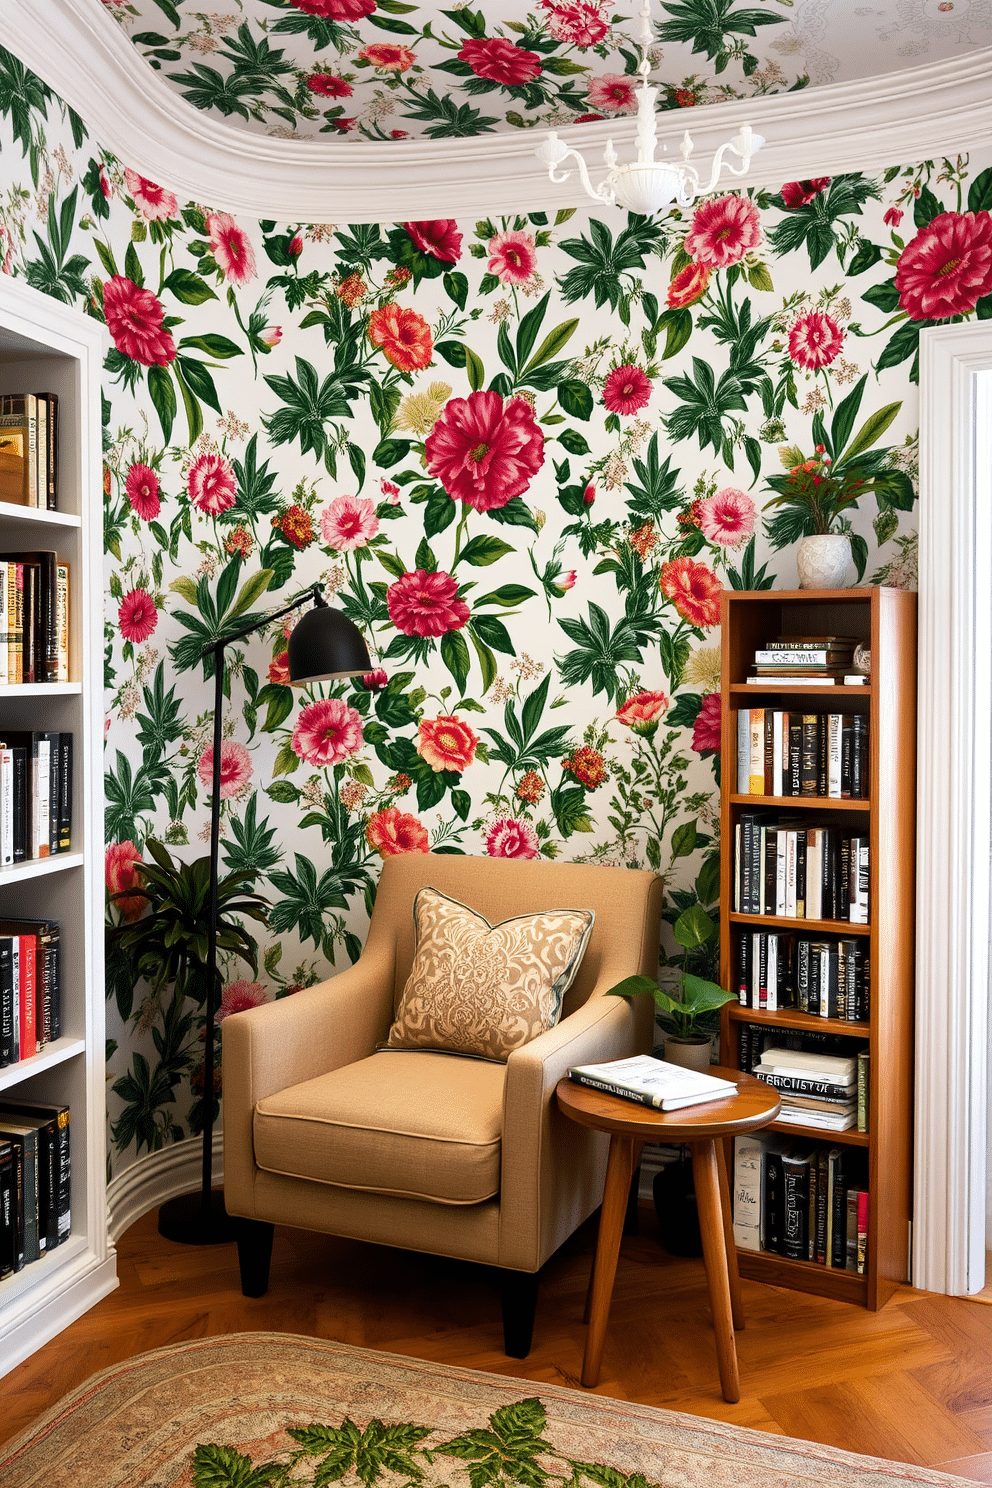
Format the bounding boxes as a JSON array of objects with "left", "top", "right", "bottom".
[
  {"left": 99, "top": 0, "right": 992, "bottom": 142},
  {"left": 2, "top": 43, "right": 990, "bottom": 1172}
]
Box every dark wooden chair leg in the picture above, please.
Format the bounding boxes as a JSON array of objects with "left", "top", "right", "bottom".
[
  {"left": 500, "top": 1269, "right": 540, "bottom": 1358},
  {"left": 236, "top": 1219, "right": 274, "bottom": 1298}
]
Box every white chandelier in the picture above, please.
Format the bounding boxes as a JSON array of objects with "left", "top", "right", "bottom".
[{"left": 535, "top": 0, "right": 764, "bottom": 216}]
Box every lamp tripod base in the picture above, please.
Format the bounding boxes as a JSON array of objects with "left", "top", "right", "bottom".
[{"left": 158, "top": 1189, "right": 238, "bottom": 1245}]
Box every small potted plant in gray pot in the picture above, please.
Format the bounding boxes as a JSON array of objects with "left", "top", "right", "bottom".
[{"left": 606, "top": 903, "right": 735, "bottom": 1072}]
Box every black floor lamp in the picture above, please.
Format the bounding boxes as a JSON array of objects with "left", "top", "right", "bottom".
[{"left": 158, "top": 583, "right": 372, "bottom": 1246}]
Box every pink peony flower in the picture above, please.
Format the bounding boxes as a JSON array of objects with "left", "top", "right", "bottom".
[
  {"left": 106, "top": 840, "right": 147, "bottom": 922},
  {"left": 697, "top": 487, "right": 756, "bottom": 547},
  {"left": 306, "top": 73, "right": 353, "bottom": 97},
  {"left": 118, "top": 587, "right": 157, "bottom": 643},
  {"left": 292, "top": 697, "right": 364, "bottom": 767},
  {"left": 366, "top": 806, "right": 430, "bottom": 856},
  {"left": 488, "top": 229, "right": 537, "bottom": 285},
  {"left": 320, "top": 493, "right": 380, "bottom": 551},
  {"left": 586, "top": 73, "right": 637, "bottom": 115},
  {"left": 387, "top": 569, "right": 470, "bottom": 638},
  {"left": 691, "top": 692, "right": 722, "bottom": 754},
  {"left": 198, "top": 739, "right": 253, "bottom": 798},
  {"left": 603, "top": 363, "right": 651, "bottom": 416},
  {"left": 367, "top": 303, "right": 433, "bottom": 372},
  {"left": 659, "top": 557, "right": 722, "bottom": 628},
  {"left": 125, "top": 461, "right": 161, "bottom": 520},
  {"left": 417, "top": 715, "right": 479, "bottom": 773},
  {"left": 359, "top": 43, "right": 416, "bottom": 70},
  {"left": 780, "top": 178, "right": 830, "bottom": 209},
  {"left": 362, "top": 668, "right": 388, "bottom": 691},
  {"left": 667, "top": 261, "right": 710, "bottom": 308},
  {"left": 124, "top": 169, "right": 178, "bottom": 221},
  {"left": 894, "top": 210, "right": 992, "bottom": 321},
  {"left": 538, "top": 0, "right": 609, "bottom": 47},
  {"left": 187, "top": 451, "right": 237, "bottom": 516},
  {"left": 403, "top": 220, "right": 463, "bottom": 263},
  {"left": 616, "top": 690, "right": 669, "bottom": 737},
  {"left": 102, "top": 276, "right": 176, "bottom": 367},
  {"left": 207, "top": 212, "right": 256, "bottom": 286},
  {"left": 485, "top": 817, "right": 540, "bottom": 859},
  {"left": 0, "top": 221, "right": 12, "bottom": 275},
  {"left": 685, "top": 194, "right": 762, "bottom": 269},
  {"left": 289, "top": 0, "right": 375, "bottom": 17},
  {"left": 458, "top": 37, "right": 542, "bottom": 85},
  {"left": 216, "top": 979, "right": 268, "bottom": 1024},
  {"left": 788, "top": 310, "right": 844, "bottom": 370},
  {"left": 425, "top": 390, "right": 544, "bottom": 511}
]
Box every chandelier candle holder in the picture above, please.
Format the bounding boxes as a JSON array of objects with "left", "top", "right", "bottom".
[{"left": 536, "top": 0, "right": 764, "bottom": 215}]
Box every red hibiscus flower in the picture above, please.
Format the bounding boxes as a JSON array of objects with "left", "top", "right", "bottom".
[
  {"left": 674, "top": 88, "right": 696, "bottom": 107},
  {"left": 780, "top": 178, "right": 830, "bottom": 209},
  {"left": 359, "top": 43, "right": 416, "bottom": 70},
  {"left": 417, "top": 714, "right": 479, "bottom": 772},
  {"left": 125, "top": 461, "right": 161, "bottom": 520},
  {"left": 485, "top": 817, "right": 539, "bottom": 859},
  {"left": 292, "top": 697, "right": 364, "bottom": 767},
  {"left": 268, "top": 651, "right": 291, "bottom": 685},
  {"left": 187, "top": 451, "right": 237, "bottom": 516},
  {"left": 691, "top": 692, "right": 722, "bottom": 755},
  {"left": 366, "top": 807, "right": 430, "bottom": 857},
  {"left": 367, "top": 303, "right": 433, "bottom": 372},
  {"left": 659, "top": 557, "right": 722, "bottom": 628},
  {"left": 538, "top": 0, "right": 609, "bottom": 48},
  {"left": 685, "top": 194, "right": 762, "bottom": 269},
  {"left": 106, "top": 840, "right": 147, "bottom": 922},
  {"left": 124, "top": 169, "right": 178, "bottom": 221},
  {"left": 289, "top": 0, "right": 375, "bottom": 17},
  {"left": 894, "top": 210, "right": 992, "bottom": 321},
  {"left": 586, "top": 73, "right": 637, "bottom": 115},
  {"left": 102, "top": 275, "right": 176, "bottom": 367},
  {"left": 198, "top": 739, "right": 253, "bottom": 798},
  {"left": 207, "top": 212, "right": 256, "bottom": 286},
  {"left": 788, "top": 309, "right": 844, "bottom": 369},
  {"left": 616, "top": 690, "right": 669, "bottom": 737},
  {"left": 884, "top": 206, "right": 904, "bottom": 228},
  {"left": 458, "top": 37, "right": 542, "bottom": 86},
  {"left": 603, "top": 363, "right": 651, "bottom": 416},
  {"left": 387, "top": 569, "right": 470, "bottom": 638},
  {"left": 118, "top": 587, "right": 158, "bottom": 643},
  {"left": 362, "top": 668, "right": 388, "bottom": 691},
  {"left": 425, "top": 390, "right": 544, "bottom": 511},
  {"left": 488, "top": 229, "right": 537, "bottom": 285},
  {"left": 667, "top": 261, "right": 710, "bottom": 308},
  {"left": 306, "top": 73, "right": 353, "bottom": 97},
  {"left": 403, "top": 220, "right": 463, "bottom": 263}
]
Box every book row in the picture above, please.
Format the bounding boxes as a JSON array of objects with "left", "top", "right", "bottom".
[
  {"left": 735, "top": 709, "right": 869, "bottom": 799},
  {"left": 0, "top": 919, "right": 63, "bottom": 1067},
  {"left": 734, "top": 814, "right": 869, "bottom": 922},
  {"left": 0, "top": 393, "right": 59, "bottom": 510},
  {"left": 752, "top": 1044, "right": 869, "bottom": 1134},
  {"left": 734, "top": 1134, "right": 869, "bottom": 1269},
  {"left": 0, "top": 1099, "right": 71, "bottom": 1276},
  {"left": 734, "top": 930, "right": 870, "bottom": 1022},
  {"left": 0, "top": 552, "right": 70, "bottom": 685},
  {"left": 737, "top": 1022, "right": 866, "bottom": 1075},
  {"left": 0, "top": 731, "right": 73, "bottom": 863}
]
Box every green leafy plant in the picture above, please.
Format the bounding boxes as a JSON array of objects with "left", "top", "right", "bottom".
[{"left": 606, "top": 902, "right": 735, "bottom": 1040}]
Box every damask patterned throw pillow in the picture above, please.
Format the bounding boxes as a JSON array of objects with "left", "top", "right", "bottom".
[{"left": 385, "top": 886, "right": 595, "bottom": 1062}]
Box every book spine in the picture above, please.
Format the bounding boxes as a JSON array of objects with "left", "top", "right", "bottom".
[
  {"left": 749, "top": 710, "right": 764, "bottom": 795},
  {"left": 787, "top": 713, "right": 802, "bottom": 795},
  {"left": 807, "top": 1154, "right": 818, "bottom": 1261},
  {"left": 857, "top": 1051, "right": 870, "bottom": 1133},
  {"left": 797, "top": 938, "right": 809, "bottom": 1013},
  {"left": 732, "top": 1135, "right": 763, "bottom": 1252},
  {"left": 764, "top": 1149, "right": 785, "bottom": 1255},
  {"left": 800, "top": 714, "right": 819, "bottom": 796},
  {"left": 34, "top": 395, "right": 47, "bottom": 508},
  {"left": 58, "top": 733, "right": 72, "bottom": 851},
  {"left": 7, "top": 1137, "right": 24, "bottom": 1270},
  {"left": 846, "top": 1189, "right": 861, "bottom": 1271},
  {"left": 851, "top": 714, "right": 869, "bottom": 799},
  {"left": 47, "top": 732, "right": 59, "bottom": 856},
  {"left": 54, "top": 1105, "right": 70, "bottom": 1242},
  {"left": 806, "top": 829, "right": 821, "bottom": 922},
  {"left": 736, "top": 710, "right": 749, "bottom": 794},
  {"left": 828, "top": 714, "right": 842, "bottom": 798},
  {"left": 795, "top": 828, "right": 807, "bottom": 920},
  {"left": 766, "top": 932, "right": 778, "bottom": 1013},
  {"left": 781, "top": 1154, "right": 809, "bottom": 1260},
  {"left": 47, "top": 926, "right": 61, "bottom": 1041},
  {"left": 0, "top": 1144, "right": 13, "bottom": 1278},
  {"left": 47, "top": 392, "right": 58, "bottom": 510},
  {"left": 8, "top": 940, "right": 16, "bottom": 1063},
  {"left": 771, "top": 710, "right": 784, "bottom": 797},
  {"left": 0, "top": 561, "right": 7, "bottom": 686},
  {"left": 0, "top": 745, "right": 12, "bottom": 867},
  {"left": 757, "top": 1071, "right": 856, "bottom": 1099},
  {"left": 0, "top": 938, "right": 11, "bottom": 1066},
  {"left": 55, "top": 562, "right": 69, "bottom": 682},
  {"left": 815, "top": 1148, "right": 828, "bottom": 1264},
  {"left": 856, "top": 1190, "right": 869, "bottom": 1274},
  {"left": 736, "top": 928, "right": 750, "bottom": 1007},
  {"left": 757, "top": 931, "right": 768, "bottom": 1011},
  {"left": 18, "top": 935, "right": 36, "bottom": 1060},
  {"left": 567, "top": 1072, "right": 658, "bottom": 1109},
  {"left": 831, "top": 1157, "right": 848, "bottom": 1268}
]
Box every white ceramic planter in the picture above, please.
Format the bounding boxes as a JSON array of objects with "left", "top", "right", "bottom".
[
  {"left": 663, "top": 1035, "right": 713, "bottom": 1073},
  {"left": 796, "top": 533, "right": 855, "bottom": 590}
]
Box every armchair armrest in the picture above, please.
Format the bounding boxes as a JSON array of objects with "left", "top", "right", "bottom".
[{"left": 223, "top": 936, "right": 395, "bottom": 1215}]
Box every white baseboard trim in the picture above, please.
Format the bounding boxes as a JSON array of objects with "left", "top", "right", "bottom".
[{"left": 107, "top": 1135, "right": 225, "bottom": 1243}]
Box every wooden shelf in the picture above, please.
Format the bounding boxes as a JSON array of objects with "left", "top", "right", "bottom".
[
  {"left": 730, "top": 683, "right": 871, "bottom": 696},
  {"left": 726, "top": 1005, "right": 869, "bottom": 1037},
  {"left": 730, "top": 793, "right": 869, "bottom": 810},
  {"left": 737, "top": 1247, "right": 869, "bottom": 1303},
  {"left": 766, "top": 1120, "right": 870, "bottom": 1147},
  {"left": 728, "top": 911, "right": 871, "bottom": 936}
]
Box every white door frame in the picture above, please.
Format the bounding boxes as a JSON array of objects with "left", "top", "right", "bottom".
[{"left": 915, "top": 322, "right": 992, "bottom": 1295}]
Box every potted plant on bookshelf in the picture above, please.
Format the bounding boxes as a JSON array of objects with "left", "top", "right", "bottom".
[{"left": 606, "top": 904, "right": 735, "bottom": 1072}]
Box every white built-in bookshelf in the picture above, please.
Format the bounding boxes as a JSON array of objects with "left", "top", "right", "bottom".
[{"left": 0, "top": 275, "right": 116, "bottom": 1376}]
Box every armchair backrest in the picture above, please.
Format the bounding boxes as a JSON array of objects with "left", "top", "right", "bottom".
[{"left": 365, "top": 852, "right": 663, "bottom": 1019}]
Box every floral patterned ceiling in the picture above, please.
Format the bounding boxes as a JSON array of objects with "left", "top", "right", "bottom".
[{"left": 101, "top": 0, "right": 992, "bottom": 142}]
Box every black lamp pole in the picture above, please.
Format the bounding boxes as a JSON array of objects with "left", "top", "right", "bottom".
[{"left": 157, "top": 584, "right": 372, "bottom": 1246}]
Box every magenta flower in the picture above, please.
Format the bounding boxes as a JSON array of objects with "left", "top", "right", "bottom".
[
  {"left": 780, "top": 178, "right": 830, "bottom": 209},
  {"left": 603, "top": 364, "right": 651, "bottom": 416},
  {"left": 106, "top": 840, "right": 147, "bottom": 922},
  {"left": 125, "top": 462, "right": 161, "bottom": 520},
  {"left": 188, "top": 451, "right": 237, "bottom": 516},
  {"left": 538, "top": 0, "right": 610, "bottom": 48},
  {"left": 586, "top": 73, "right": 637, "bottom": 114},
  {"left": 458, "top": 37, "right": 542, "bottom": 85},
  {"left": 216, "top": 980, "right": 268, "bottom": 1023},
  {"left": 118, "top": 587, "right": 158, "bottom": 643},
  {"left": 124, "top": 169, "right": 178, "bottom": 221},
  {"left": 102, "top": 276, "right": 176, "bottom": 367},
  {"left": 207, "top": 212, "right": 256, "bottom": 286},
  {"left": 291, "top": 697, "right": 364, "bottom": 767},
  {"left": 691, "top": 692, "right": 722, "bottom": 755},
  {"left": 320, "top": 494, "right": 380, "bottom": 551},
  {"left": 685, "top": 194, "right": 762, "bottom": 269},
  {"left": 387, "top": 569, "right": 470, "bottom": 638},
  {"left": 288, "top": 0, "right": 374, "bottom": 15},
  {"left": 894, "top": 210, "right": 992, "bottom": 321},
  {"left": 403, "top": 220, "right": 463, "bottom": 263},
  {"left": 485, "top": 817, "right": 540, "bottom": 859},
  {"left": 697, "top": 487, "right": 756, "bottom": 548},
  {"left": 425, "top": 390, "right": 544, "bottom": 511},
  {"left": 488, "top": 230, "right": 537, "bottom": 285},
  {"left": 788, "top": 310, "right": 844, "bottom": 370},
  {"left": 197, "top": 739, "right": 253, "bottom": 799}
]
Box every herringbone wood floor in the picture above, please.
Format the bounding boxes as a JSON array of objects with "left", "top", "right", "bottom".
[{"left": 4, "top": 1203, "right": 992, "bottom": 1479}]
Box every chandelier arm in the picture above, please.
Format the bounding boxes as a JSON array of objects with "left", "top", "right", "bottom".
[{"left": 545, "top": 147, "right": 616, "bottom": 207}]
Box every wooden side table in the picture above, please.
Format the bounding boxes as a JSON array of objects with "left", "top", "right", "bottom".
[{"left": 556, "top": 1069, "right": 780, "bottom": 1403}]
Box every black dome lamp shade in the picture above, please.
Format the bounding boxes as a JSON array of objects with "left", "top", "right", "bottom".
[{"left": 288, "top": 597, "right": 372, "bottom": 684}]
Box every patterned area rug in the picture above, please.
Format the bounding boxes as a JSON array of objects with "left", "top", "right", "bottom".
[{"left": 0, "top": 1333, "right": 969, "bottom": 1488}]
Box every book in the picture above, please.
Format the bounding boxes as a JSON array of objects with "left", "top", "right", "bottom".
[
  {"left": 733, "top": 1135, "right": 764, "bottom": 1251},
  {"left": 781, "top": 1149, "right": 810, "bottom": 1259},
  {"left": 0, "top": 1118, "right": 40, "bottom": 1263},
  {"left": 58, "top": 733, "right": 72, "bottom": 851},
  {"left": 857, "top": 1050, "right": 870, "bottom": 1132},
  {"left": 777, "top": 1107, "right": 857, "bottom": 1130},
  {"left": 756, "top": 1070, "right": 856, "bottom": 1100},
  {"left": 0, "top": 1138, "right": 13, "bottom": 1278},
  {"left": 754, "top": 650, "right": 855, "bottom": 665},
  {"left": 0, "top": 1099, "right": 69, "bottom": 1247},
  {"left": 0, "top": 399, "right": 35, "bottom": 506},
  {"left": 55, "top": 560, "right": 69, "bottom": 680},
  {"left": 856, "top": 1189, "right": 870, "bottom": 1273},
  {"left": 568, "top": 1055, "right": 737, "bottom": 1111},
  {"left": 0, "top": 550, "right": 60, "bottom": 682},
  {"left": 843, "top": 675, "right": 868, "bottom": 685},
  {"left": 745, "top": 676, "right": 839, "bottom": 686}
]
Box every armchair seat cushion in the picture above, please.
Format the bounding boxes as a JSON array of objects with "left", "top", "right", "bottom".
[{"left": 252, "top": 1050, "right": 504, "bottom": 1206}]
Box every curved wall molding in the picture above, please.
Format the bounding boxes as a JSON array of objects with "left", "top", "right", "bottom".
[
  {"left": 7, "top": 1, "right": 992, "bottom": 222},
  {"left": 107, "top": 1135, "right": 225, "bottom": 1242}
]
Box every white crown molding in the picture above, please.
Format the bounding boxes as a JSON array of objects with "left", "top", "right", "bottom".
[{"left": 5, "top": 2, "right": 992, "bottom": 221}]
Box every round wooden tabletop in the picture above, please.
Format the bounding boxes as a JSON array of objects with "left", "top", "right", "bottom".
[{"left": 556, "top": 1066, "right": 780, "bottom": 1141}]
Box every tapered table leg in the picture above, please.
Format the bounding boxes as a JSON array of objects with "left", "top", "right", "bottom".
[
  {"left": 717, "top": 1135, "right": 744, "bottom": 1331},
  {"left": 691, "top": 1138, "right": 740, "bottom": 1404},
  {"left": 581, "top": 1133, "right": 642, "bottom": 1388}
]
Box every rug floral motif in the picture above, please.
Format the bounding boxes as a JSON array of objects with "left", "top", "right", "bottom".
[{"left": 0, "top": 1333, "right": 969, "bottom": 1488}]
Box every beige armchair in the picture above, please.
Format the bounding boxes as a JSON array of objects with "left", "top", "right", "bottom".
[{"left": 223, "top": 851, "right": 661, "bottom": 1356}]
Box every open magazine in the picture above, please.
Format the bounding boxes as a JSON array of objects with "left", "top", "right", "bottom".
[{"left": 569, "top": 1054, "right": 737, "bottom": 1112}]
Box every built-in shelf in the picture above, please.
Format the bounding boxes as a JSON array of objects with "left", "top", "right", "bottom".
[
  {"left": 729, "top": 793, "right": 869, "bottom": 811},
  {"left": 0, "top": 683, "right": 81, "bottom": 697},
  {"left": 0, "top": 852, "right": 84, "bottom": 885},
  {"left": 0, "top": 502, "right": 80, "bottom": 529},
  {"left": 0, "top": 1037, "right": 86, "bottom": 1093}
]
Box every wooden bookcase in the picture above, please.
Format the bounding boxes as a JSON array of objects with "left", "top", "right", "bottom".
[
  {"left": 718, "top": 586, "right": 917, "bottom": 1310},
  {"left": 0, "top": 275, "right": 116, "bottom": 1376}
]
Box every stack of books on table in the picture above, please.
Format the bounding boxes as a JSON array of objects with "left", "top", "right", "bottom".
[
  {"left": 752, "top": 1045, "right": 866, "bottom": 1131},
  {"left": 746, "top": 635, "right": 866, "bottom": 687},
  {"left": 568, "top": 1054, "right": 737, "bottom": 1111}
]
